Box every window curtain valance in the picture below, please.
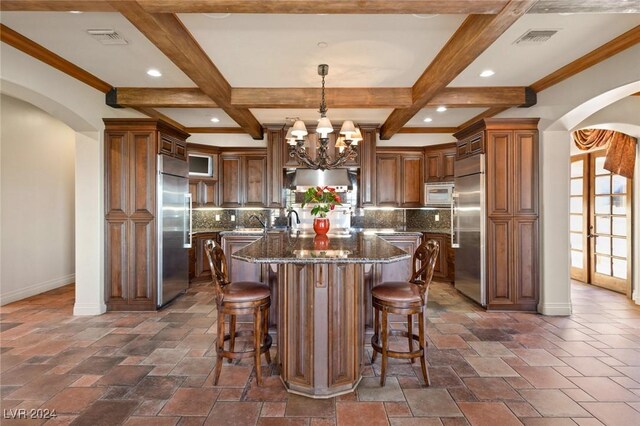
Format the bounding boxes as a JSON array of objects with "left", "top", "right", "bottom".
[{"left": 572, "top": 128, "right": 637, "bottom": 179}]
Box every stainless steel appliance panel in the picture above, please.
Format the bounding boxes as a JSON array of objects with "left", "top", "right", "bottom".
[
  {"left": 454, "top": 155, "right": 486, "bottom": 306},
  {"left": 157, "top": 155, "right": 190, "bottom": 307}
]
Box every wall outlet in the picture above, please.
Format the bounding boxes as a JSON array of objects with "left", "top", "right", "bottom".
[
  {"left": 215, "top": 214, "right": 220, "bottom": 221},
  {"left": 435, "top": 214, "right": 440, "bottom": 222},
  {"left": 230, "top": 214, "right": 236, "bottom": 221}
]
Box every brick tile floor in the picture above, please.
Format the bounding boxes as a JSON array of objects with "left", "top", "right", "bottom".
[{"left": 1, "top": 280, "right": 640, "bottom": 425}]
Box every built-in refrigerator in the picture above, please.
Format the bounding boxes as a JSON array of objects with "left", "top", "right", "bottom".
[
  {"left": 453, "top": 154, "right": 486, "bottom": 306},
  {"left": 157, "top": 155, "right": 191, "bottom": 307}
]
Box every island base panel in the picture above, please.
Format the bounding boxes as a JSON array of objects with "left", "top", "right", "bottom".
[{"left": 278, "top": 263, "right": 365, "bottom": 398}]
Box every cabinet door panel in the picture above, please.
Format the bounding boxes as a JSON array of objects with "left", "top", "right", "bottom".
[
  {"left": 131, "top": 132, "right": 156, "bottom": 216},
  {"left": 402, "top": 156, "right": 423, "bottom": 206},
  {"left": 514, "top": 218, "right": 538, "bottom": 307},
  {"left": 423, "top": 233, "right": 447, "bottom": 279},
  {"left": 425, "top": 153, "right": 441, "bottom": 183},
  {"left": 220, "top": 156, "right": 242, "bottom": 207},
  {"left": 267, "top": 128, "right": 284, "bottom": 207},
  {"left": 130, "top": 219, "right": 155, "bottom": 303},
  {"left": 487, "top": 132, "right": 512, "bottom": 215},
  {"left": 245, "top": 156, "right": 267, "bottom": 206},
  {"left": 442, "top": 152, "right": 456, "bottom": 181},
  {"left": 106, "top": 132, "right": 128, "bottom": 215},
  {"left": 487, "top": 218, "right": 513, "bottom": 305},
  {"left": 376, "top": 155, "right": 400, "bottom": 206},
  {"left": 359, "top": 128, "right": 377, "bottom": 206},
  {"left": 514, "top": 131, "right": 538, "bottom": 215},
  {"left": 106, "top": 220, "right": 127, "bottom": 301}
]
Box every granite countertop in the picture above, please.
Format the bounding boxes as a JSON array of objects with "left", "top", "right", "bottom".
[
  {"left": 192, "top": 227, "right": 451, "bottom": 235},
  {"left": 231, "top": 232, "right": 412, "bottom": 264}
]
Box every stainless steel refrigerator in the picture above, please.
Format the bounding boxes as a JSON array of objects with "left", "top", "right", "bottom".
[
  {"left": 157, "top": 155, "right": 192, "bottom": 307},
  {"left": 453, "top": 154, "right": 486, "bottom": 306}
]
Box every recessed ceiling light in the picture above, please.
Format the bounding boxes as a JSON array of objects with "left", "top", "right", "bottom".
[
  {"left": 69, "top": 11, "right": 83, "bottom": 14},
  {"left": 436, "top": 106, "right": 447, "bottom": 112},
  {"left": 412, "top": 14, "right": 439, "bottom": 19},
  {"left": 479, "top": 69, "right": 495, "bottom": 78},
  {"left": 317, "top": 41, "right": 328, "bottom": 48},
  {"left": 210, "top": 117, "right": 220, "bottom": 123},
  {"left": 146, "top": 69, "right": 162, "bottom": 77},
  {"left": 423, "top": 117, "right": 433, "bottom": 123},
  {"left": 204, "top": 13, "right": 231, "bottom": 19}
]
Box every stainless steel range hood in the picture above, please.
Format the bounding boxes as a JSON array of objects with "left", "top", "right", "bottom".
[{"left": 288, "top": 169, "right": 354, "bottom": 191}]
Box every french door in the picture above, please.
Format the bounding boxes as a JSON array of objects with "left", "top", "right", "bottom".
[{"left": 570, "top": 151, "right": 633, "bottom": 295}]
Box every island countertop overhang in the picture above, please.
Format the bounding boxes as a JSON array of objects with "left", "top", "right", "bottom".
[{"left": 230, "top": 231, "right": 412, "bottom": 264}]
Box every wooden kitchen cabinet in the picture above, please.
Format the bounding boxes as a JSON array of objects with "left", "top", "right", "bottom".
[
  {"left": 190, "top": 232, "right": 220, "bottom": 282},
  {"left": 375, "top": 148, "right": 424, "bottom": 207},
  {"left": 187, "top": 143, "right": 219, "bottom": 207},
  {"left": 424, "top": 142, "right": 456, "bottom": 182},
  {"left": 220, "top": 150, "right": 268, "bottom": 207},
  {"left": 104, "top": 119, "right": 190, "bottom": 311},
  {"left": 454, "top": 118, "right": 539, "bottom": 311},
  {"left": 422, "top": 232, "right": 453, "bottom": 281},
  {"left": 358, "top": 125, "right": 377, "bottom": 207}
]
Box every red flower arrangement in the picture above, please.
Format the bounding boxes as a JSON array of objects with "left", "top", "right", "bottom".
[{"left": 301, "top": 186, "right": 342, "bottom": 218}]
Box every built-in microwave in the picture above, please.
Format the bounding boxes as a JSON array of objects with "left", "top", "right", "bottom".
[
  {"left": 188, "top": 153, "right": 216, "bottom": 178},
  {"left": 424, "top": 183, "right": 454, "bottom": 206}
]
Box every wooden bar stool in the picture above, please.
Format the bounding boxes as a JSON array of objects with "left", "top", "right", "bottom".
[
  {"left": 204, "top": 240, "right": 272, "bottom": 386},
  {"left": 371, "top": 240, "right": 439, "bottom": 386}
]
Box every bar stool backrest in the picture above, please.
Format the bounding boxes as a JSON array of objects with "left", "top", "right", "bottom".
[
  {"left": 204, "top": 239, "right": 230, "bottom": 304},
  {"left": 409, "top": 239, "right": 440, "bottom": 303}
]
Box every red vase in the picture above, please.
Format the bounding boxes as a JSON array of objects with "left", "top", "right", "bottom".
[{"left": 313, "top": 217, "right": 330, "bottom": 236}]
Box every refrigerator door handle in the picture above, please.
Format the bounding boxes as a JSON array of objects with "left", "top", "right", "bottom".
[
  {"left": 184, "top": 193, "right": 192, "bottom": 249},
  {"left": 451, "top": 191, "right": 460, "bottom": 248}
]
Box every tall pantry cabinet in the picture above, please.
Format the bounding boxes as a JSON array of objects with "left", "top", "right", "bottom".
[
  {"left": 454, "top": 118, "right": 540, "bottom": 311},
  {"left": 104, "top": 119, "right": 189, "bottom": 311}
]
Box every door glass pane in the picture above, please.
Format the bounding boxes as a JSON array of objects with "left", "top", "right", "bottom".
[
  {"left": 612, "top": 196, "right": 625, "bottom": 214},
  {"left": 595, "top": 216, "right": 610, "bottom": 234},
  {"left": 570, "top": 233, "right": 583, "bottom": 250},
  {"left": 570, "top": 197, "right": 583, "bottom": 213},
  {"left": 612, "top": 238, "right": 627, "bottom": 258},
  {"left": 612, "top": 259, "right": 627, "bottom": 279},
  {"left": 612, "top": 175, "right": 627, "bottom": 194},
  {"left": 595, "top": 176, "right": 611, "bottom": 195},
  {"left": 570, "top": 179, "right": 583, "bottom": 196},
  {"left": 595, "top": 156, "right": 607, "bottom": 175},
  {"left": 571, "top": 160, "right": 584, "bottom": 178},
  {"left": 570, "top": 215, "right": 583, "bottom": 232},
  {"left": 595, "top": 196, "right": 611, "bottom": 214},
  {"left": 612, "top": 217, "right": 627, "bottom": 236},
  {"left": 595, "top": 255, "right": 611, "bottom": 275},
  {"left": 595, "top": 236, "right": 611, "bottom": 255},
  {"left": 571, "top": 250, "right": 583, "bottom": 268}
]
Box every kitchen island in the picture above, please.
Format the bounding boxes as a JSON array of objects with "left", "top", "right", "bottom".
[{"left": 232, "top": 231, "right": 410, "bottom": 398}]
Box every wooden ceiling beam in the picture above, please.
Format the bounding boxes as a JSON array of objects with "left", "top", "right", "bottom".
[
  {"left": 380, "top": 0, "right": 535, "bottom": 140},
  {"left": 111, "top": 1, "right": 263, "bottom": 139},
  {"left": 0, "top": 23, "right": 113, "bottom": 93},
  {"left": 530, "top": 25, "right": 640, "bottom": 93},
  {"left": 2, "top": 0, "right": 637, "bottom": 14},
  {"left": 397, "top": 127, "right": 458, "bottom": 134},
  {"left": 108, "top": 86, "right": 534, "bottom": 109}
]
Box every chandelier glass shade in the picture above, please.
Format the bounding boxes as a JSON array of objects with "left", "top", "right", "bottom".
[{"left": 285, "top": 64, "right": 361, "bottom": 171}]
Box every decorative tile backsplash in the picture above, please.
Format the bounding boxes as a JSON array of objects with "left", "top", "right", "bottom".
[{"left": 193, "top": 207, "right": 451, "bottom": 232}]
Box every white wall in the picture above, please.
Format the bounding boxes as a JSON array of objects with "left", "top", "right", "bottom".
[{"left": 0, "top": 95, "right": 76, "bottom": 304}]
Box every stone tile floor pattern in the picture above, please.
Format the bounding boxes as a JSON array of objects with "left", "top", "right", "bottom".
[{"left": 1, "top": 280, "right": 640, "bottom": 425}]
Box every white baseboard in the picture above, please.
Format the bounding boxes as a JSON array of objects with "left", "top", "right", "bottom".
[
  {"left": 0, "top": 273, "right": 75, "bottom": 306},
  {"left": 73, "top": 302, "right": 106, "bottom": 316},
  {"left": 538, "top": 302, "right": 572, "bottom": 316}
]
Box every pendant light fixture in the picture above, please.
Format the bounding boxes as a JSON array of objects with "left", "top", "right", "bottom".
[{"left": 285, "top": 64, "right": 361, "bottom": 171}]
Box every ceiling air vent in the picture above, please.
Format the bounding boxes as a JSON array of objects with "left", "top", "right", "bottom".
[
  {"left": 514, "top": 29, "right": 558, "bottom": 45},
  {"left": 86, "top": 29, "right": 128, "bottom": 45}
]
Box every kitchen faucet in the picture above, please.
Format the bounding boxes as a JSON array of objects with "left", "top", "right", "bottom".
[
  {"left": 248, "top": 213, "right": 267, "bottom": 232},
  {"left": 286, "top": 209, "right": 300, "bottom": 228}
]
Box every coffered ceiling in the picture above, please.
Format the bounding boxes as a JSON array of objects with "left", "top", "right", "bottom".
[{"left": 1, "top": 1, "right": 638, "bottom": 140}]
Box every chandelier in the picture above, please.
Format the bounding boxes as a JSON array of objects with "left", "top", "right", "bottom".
[{"left": 285, "top": 64, "right": 363, "bottom": 171}]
